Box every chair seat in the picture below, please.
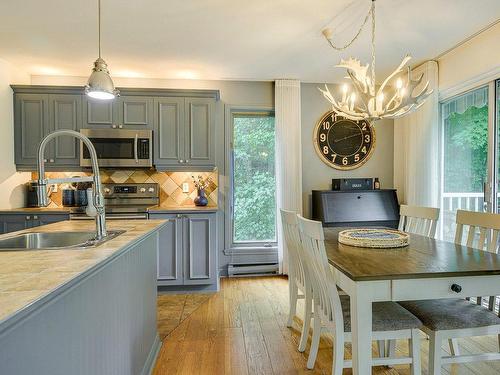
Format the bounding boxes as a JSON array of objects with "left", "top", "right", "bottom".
[
  {"left": 399, "top": 299, "right": 500, "bottom": 331},
  {"left": 340, "top": 296, "right": 422, "bottom": 332}
]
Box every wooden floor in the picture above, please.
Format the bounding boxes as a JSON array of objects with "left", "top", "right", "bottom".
[{"left": 153, "top": 276, "right": 500, "bottom": 375}]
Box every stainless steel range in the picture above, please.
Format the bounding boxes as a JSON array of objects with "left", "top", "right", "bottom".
[{"left": 70, "top": 183, "right": 159, "bottom": 220}]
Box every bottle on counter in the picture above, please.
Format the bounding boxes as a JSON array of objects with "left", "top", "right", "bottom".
[{"left": 374, "top": 177, "right": 380, "bottom": 190}]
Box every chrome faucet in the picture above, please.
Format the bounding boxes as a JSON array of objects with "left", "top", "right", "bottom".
[{"left": 33, "top": 130, "right": 107, "bottom": 239}]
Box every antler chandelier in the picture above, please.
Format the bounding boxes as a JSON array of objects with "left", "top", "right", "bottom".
[{"left": 319, "top": 0, "right": 432, "bottom": 121}]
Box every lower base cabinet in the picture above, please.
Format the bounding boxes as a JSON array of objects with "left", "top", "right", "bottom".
[
  {"left": 149, "top": 212, "right": 217, "bottom": 287},
  {"left": 0, "top": 213, "right": 70, "bottom": 234}
]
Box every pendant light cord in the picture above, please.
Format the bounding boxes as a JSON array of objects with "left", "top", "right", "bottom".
[{"left": 98, "top": 0, "right": 101, "bottom": 59}]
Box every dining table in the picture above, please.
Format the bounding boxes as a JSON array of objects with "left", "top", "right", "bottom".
[{"left": 323, "top": 227, "right": 500, "bottom": 375}]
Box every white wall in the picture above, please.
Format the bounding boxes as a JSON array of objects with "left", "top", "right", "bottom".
[
  {"left": 438, "top": 22, "right": 500, "bottom": 95},
  {"left": 0, "top": 59, "right": 30, "bottom": 208}
]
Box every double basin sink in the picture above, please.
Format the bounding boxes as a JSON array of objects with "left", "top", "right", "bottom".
[{"left": 0, "top": 230, "right": 125, "bottom": 251}]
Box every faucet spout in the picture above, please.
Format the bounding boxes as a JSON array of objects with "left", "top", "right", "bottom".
[{"left": 35, "top": 130, "right": 107, "bottom": 239}]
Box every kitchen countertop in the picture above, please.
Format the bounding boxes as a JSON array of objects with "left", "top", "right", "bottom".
[
  {"left": 0, "top": 219, "right": 166, "bottom": 329},
  {"left": 0, "top": 206, "right": 218, "bottom": 214},
  {"left": 0, "top": 207, "right": 71, "bottom": 213}
]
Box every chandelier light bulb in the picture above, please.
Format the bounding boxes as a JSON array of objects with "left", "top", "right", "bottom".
[{"left": 396, "top": 78, "right": 403, "bottom": 89}]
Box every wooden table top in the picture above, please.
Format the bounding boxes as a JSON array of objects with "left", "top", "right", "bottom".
[{"left": 324, "top": 228, "right": 500, "bottom": 281}]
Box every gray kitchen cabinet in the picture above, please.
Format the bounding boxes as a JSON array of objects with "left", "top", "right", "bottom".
[
  {"left": 154, "top": 97, "right": 185, "bottom": 167},
  {"left": 14, "top": 93, "right": 81, "bottom": 169},
  {"left": 83, "top": 96, "right": 115, "bottom": 128},
  {"left": 14, "top": 94, "right": 49, "bottom": 167},
  {"left": 154, "top": 97, "right": 215, "bottom": 170},
  {"left": 156, "top": 214, "right": 183, "bottom": 285},
  {"left": 184, "top": 98, "right": 215, "bottom": 167},
  {"left": 0, "top": 213, "right": 70, "bottom": 234},
  {"left": 48, "top": 95, "right": 82, "bottom": 166},
  {"left": 183, "top": 212, "right": 217, "bottom": 285},
  {"left": 117, "top": 96, "right": 154, "bottom": 129},
  {"left": 150, "top": 212, "right": 217, "bottom": 287}
]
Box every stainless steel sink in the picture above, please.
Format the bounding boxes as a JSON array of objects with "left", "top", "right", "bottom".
[{"left": 0, "top": 230, "right": 125, "bottom": 251}]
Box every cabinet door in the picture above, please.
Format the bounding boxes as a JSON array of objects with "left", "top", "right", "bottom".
[
  {"left": 117, "top": 96, "right": 153, "bottom": 129},
  {"left": 184, "top": 98, "right": 215, "bottom": 166},
  {"left": 154, "top": 98, "right": 185, "bottom": 167},
  {"left": 153, "top": 215, "right": 183, "bottom": 285},
  {"left": 31, "top": 213, "right": 70, "bottom": 228},
  {"left": 183, "top": 213, "right": 217, "bottom": 285},
  {"left": 83, "top": 96, "right": 116, "bottom": 128},
  {"left": 14, "top": 94, "right": 49, "bottom": 166},
  {"left": 48, "top": 95, "right": 82, "bottom": 166},
  {"left": 0, "top": 215, "right": 30, "bottom": 234}
]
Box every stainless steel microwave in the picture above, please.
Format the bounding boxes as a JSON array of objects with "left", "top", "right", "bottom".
[{"left": 80, "top": 128, "right": 153, "bottom": 168}]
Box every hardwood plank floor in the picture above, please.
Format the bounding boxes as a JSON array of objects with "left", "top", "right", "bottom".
[{"left": 153, "top": 276, "right": 500, "bottom": 375}]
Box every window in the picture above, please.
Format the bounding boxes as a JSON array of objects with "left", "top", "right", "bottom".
[{"left": 228, "top": 111, "right": 276, "bottom": 248}]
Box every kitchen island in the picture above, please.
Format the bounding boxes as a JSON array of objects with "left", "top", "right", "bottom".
[{"left": 0, "top": 219, "right": 167, "bottom": 375}]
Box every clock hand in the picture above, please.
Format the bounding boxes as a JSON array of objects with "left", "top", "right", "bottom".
[{"left": 333, "top": 133, "right": 362, "bottom": 143}]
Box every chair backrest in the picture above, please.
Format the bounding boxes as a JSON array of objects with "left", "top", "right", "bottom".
[
  {"left": 297, "top": 215, "right": 344, "bottom": 338},
  {"left": 455, "top": 209, "right": 500, "bottom": 314},
  {"left": 280, "top": 209, "right": 305, "bottom": 288},
  {"left": 398, "top": 204, "right": 440, "bottom": 238}
]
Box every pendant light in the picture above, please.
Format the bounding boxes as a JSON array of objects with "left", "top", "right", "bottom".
[{"left": 85, "top": 0, "right": 119, "bottom": 100}]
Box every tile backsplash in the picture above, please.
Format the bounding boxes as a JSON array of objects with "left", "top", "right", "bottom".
[{"left": 31, "top": 170, "right": 218, "bottom": 208}]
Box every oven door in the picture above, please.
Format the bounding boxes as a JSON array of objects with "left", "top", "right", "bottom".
[{"left": 80, "top": 129, "right": 152, "bottom": 167}]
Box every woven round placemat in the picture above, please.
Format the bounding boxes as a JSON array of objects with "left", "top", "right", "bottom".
[{"left": 338, "top": 228, "right": 409, "bottom": 248}]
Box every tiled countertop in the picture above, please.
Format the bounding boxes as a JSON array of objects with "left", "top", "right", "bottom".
[{"left": 0, "top": 219, "right": 167, "bottom": 331}]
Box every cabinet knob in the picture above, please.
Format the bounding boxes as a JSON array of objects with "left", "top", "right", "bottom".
[
  {"left": 176, "top": 214, "right": 182, "bottom": 218},
  {"left": 43, "top": 159, "right": 48, "bottom": 163},
  {"left": 119, "top": 125, "right": 123, "bottom": 129},
  {"left": 49, "top": 159, "right": 54, "bottom": 163},
  {"left": 185, "top": 159, "right": 190, "bottom": 163},
  {"left": 25, "top": 215, "right": 31, "bottom": 220},
  {"left": 33, "top": 215, "right": 38, "bottom": 220},
  {"left": 451, "top": 284, "right": 462, "bottom": 293},
  {"left": 179, "top": 160, "right": 184, "bottom": 163},
  {"left": 112, "top": 125, "right": 117, "bottom": 129}
]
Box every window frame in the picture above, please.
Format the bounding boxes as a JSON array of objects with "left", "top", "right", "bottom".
[{"left": 223, "top": 105, "right": 277, "bottom": 255}]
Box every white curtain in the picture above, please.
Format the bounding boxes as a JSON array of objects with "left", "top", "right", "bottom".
[
  {"left": 393, "top": 61, "right": 439, "bottom": 207},
  {"left": 275, "top": 79, "right": 303, "bottom": 274}
]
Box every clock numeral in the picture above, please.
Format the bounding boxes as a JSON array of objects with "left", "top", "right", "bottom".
[
  {"left": 322, "top": 121, "right": 330, "bottom": 130},
  {"left": 342, "top": 157, "right": 348, "bottom": 166},
  {"left": 364, "top": 134, "right": 370, "bottom": 143},
  {"left": 332, "top": 154, "right": 337, "bottom": 162},
  {"left": 362, "top": 124, "right": 367, "bottom": 131},
  {"left": 354, "top": 154, "right": 360, "bottom": 162},
  {"left": 361, "top": 146, "right": 367, "bottom": 154},
  {"left": 320, "top": 133, "right": 326, "bottom": 142},
  {"left": 323, "top": 146, "right": 329, "bottom": 154}
]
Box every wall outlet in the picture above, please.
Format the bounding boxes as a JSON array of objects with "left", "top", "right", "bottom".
[{"left": 182, "top": 182, "right": 189, "bottom": 193}]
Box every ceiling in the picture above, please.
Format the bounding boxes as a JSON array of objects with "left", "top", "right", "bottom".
[{"left": 0, "top": 0, "right": 499, "bottom": 83}]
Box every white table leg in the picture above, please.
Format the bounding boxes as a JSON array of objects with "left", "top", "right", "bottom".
[{"left": 350, "top": 284, "right": 372, "bottom": 375}]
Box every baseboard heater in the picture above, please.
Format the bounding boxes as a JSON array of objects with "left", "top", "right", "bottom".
[{"left": 228, "top": 263, "right": 279, "bottom": 277}]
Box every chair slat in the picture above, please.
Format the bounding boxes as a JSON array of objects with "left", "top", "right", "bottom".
[
  {"left": 477, "top": 228, "right": 487, "bottom": 251},
  {"left": 466, "top": 225, "right": 476, "bottom": 247},
  {"left": 489, "top": 229, "right": 499, "bottom": 254}
]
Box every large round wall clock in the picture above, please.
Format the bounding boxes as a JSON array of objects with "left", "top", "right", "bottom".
[{"left": 313, "top": 111, "right": 375, "bottom": 170}]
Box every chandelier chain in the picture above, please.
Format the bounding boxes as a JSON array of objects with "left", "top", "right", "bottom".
[
  {"left": 325, "top": 3, "right": 372, "bottom": 51},
  {"left": 371, "top": 0, "right": 376, "bottom": 89},
  {"left": 98, "top": 0, "right": 101, "bottom": 58}
]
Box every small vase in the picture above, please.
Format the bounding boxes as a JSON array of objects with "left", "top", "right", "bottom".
[{"left": 194, "top": 188, "right": 208, "bottom": 206}]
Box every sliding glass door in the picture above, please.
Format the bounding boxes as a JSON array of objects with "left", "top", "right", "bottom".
[{"left": 440, "top": 86, "right": 490, "bottom": 241}]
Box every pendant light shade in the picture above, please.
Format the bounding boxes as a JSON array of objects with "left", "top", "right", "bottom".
[
  {"left": 85, "top": 0, "right": 119, "bottom": 100},
  {"left": 85, "top": 58, "right": 119, "bottom": 100}
]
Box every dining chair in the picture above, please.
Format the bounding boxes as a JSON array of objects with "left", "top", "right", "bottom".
[
  {"left": 296, "top": 215, "right": 422, "bottom": 375},
  {"left": 399, "top": 209, "right": 500, "bottom": 375},
  {"left": 398, "top": 204, "right": 440, "bottom": 238},
  {"left": 280, "top": 209, "right": 313, "bottom": 353}
]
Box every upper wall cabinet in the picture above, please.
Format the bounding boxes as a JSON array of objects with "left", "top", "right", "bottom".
[
  {"left": 83, "top": 96, "right": 154, "bottom": 129},
  {"left": 15, "top": 93, "right": 81, "bottom": 169},
  {"left": 154, "top": 97, "right": 216, "bottom": 170},
  {"left": 12, "top": 86, "right": 219, "bottom": 171}
]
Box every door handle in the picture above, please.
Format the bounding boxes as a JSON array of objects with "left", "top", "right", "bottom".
[{"left": 134, "top": 134, "right": 139, "bottom": 163}]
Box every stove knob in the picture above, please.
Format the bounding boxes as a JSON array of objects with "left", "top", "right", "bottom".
[
  {"left": 148, "top": 187, "right": 155, "bottom": 193},
  {"left": 104, "top": 188, "right": 111, "bottom": 194},
  {"left": 140, "top": 187, "right": 146, "bottom": 193}
]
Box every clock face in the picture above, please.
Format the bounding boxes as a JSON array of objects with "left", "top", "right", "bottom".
[{"left": 313, "top": 111, "right": 375, "bottom": 170}]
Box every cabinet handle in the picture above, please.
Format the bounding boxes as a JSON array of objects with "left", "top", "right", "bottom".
[
  {"left": 119, "top": 125, "right": 123, "bottom": 129},
  {"left": 49, "top": 159, "right": 54, "bottom": 163},
  {"left": 179, "top": 160, "right": 184, "bottom": 163},
  {"left": 43, "top": 159, "right": 48, "bottom": 163},
  {"left": 185, "top": 159, "right": 190, "bottom": 163},
  {"left": 33, "top": 215, "right": 38, "bottom": 220},
  {"left": 112, "top": 125, "right": 117, "bottom": 129},
  {"left": 25, "top": 216, "right": 31, "bottom": 220}
]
